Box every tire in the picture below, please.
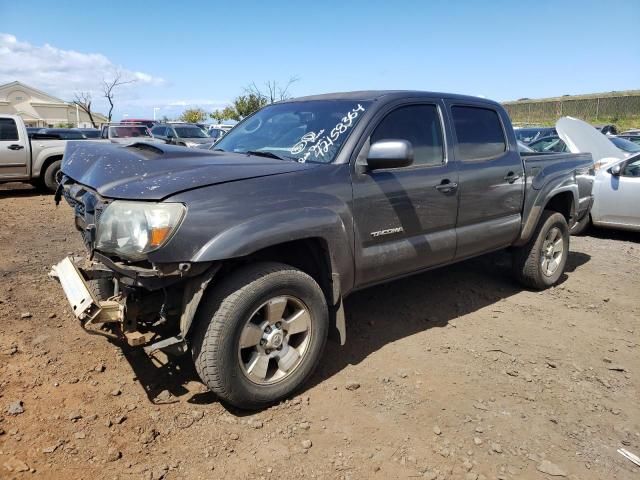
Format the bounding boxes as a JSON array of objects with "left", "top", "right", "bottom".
[
  {"left": 512, "top": 210, "right": 569, "bottom": 290},
  {"left": 87, "top": 278, "right": 114, "bottom": 301},
  {"left": 42, "top": 159, "right": 62, "bottom": 192},
  {"left": 570, "top": 213, "right": 591, "bottom": 236},
  {"left": 190, "top": 262, "right": 329, "bottom": 409}
]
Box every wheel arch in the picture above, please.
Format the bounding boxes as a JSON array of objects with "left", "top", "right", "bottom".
[
  {"left": 516, "top": 186, "right": 578, "bottom": 246},
  {"left": 544, "top": 191, "right": 574, "bottom": 222},
  {"left": 184, "top": 236, "right": 348, "bottom": 345},
  {"left": 38, "top": 154, "right": 63, "bottom": 180}
]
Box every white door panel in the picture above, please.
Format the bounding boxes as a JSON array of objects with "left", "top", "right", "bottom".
[
  {"left": 0, "top": 117, "right": 28, "bottom": 178},
  {"left": 593, "top": 157, "right": 640, "bottom": 228}
]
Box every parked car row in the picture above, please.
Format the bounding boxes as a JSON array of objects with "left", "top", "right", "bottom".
[
  {"left": 25, "top": 127, "right": 101, "bottom": 140},
  {"left": 22, "top": 121, "right": 234, "bottom": 149},
  {"left": 528, "top": 134, "right": 640, "bottom": 156}
]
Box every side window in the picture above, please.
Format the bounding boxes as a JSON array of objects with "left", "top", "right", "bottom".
[
  {"left": 622, "top": 158, "right": 640, "bottom": 177},
  {"left": 451, "top": 106, "right": 506, "bottom": 161},
  {"left": 0, "top": 118, "right": 19, "bottom": 141},
  {"left": 370, "top": 104, "right": 444, "bottom": 167}
]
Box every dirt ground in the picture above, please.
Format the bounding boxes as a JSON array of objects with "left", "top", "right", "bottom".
[{"left": 0, "top": 182, "right": 638, "bottom": 480}]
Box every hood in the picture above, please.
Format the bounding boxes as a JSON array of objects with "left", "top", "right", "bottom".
[
  {"left": 556, "top": 116, "right": 625, "bottom": 167},
  {"left": 181, "top": 137, "right": 212, "bottom": 144},
  {"left": 61, "top": 141, "right": 318, "bottom": 200}
]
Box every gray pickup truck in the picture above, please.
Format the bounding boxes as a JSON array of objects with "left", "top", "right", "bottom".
[
  {"left": 0, "top": 114, "right": 68, "bottom": 191},
  {"left": 52, "top": 91, "right": 594, "bottom": 409}
]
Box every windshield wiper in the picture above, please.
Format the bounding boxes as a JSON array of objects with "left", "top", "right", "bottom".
[{"left": 245, "top": 150, "right": 286, "bottom": 161}]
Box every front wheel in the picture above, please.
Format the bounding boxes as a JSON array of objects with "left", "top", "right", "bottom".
[
  {"left": 512, "top": 210, "right": 569, "bottom": 289},
  {"left": 190, "top": 262, "right": 329, "bottom": 409}
]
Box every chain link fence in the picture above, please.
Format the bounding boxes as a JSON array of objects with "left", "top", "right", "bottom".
[{"left": 503, "top": 91, "right": 640, "bottom": 127}]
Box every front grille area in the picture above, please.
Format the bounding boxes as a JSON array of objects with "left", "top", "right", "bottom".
[{"left": 61, "top": 179, "right": 105, "bottom": 252}]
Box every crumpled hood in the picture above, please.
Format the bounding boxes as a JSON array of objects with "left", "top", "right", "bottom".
[
  {"left": 61, "top": 141, "right": 318, "bottom": 200},
  {"left": 556, "top": 116, "right": 625, "bottom": 165}
]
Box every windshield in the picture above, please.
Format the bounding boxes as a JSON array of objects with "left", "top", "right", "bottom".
[
  {"left": 610, "top": 136, "right": 640, "bottom": 153},
  {"left": 214, "top": 100, "right": 371, "bottom": 163},
  {"left": 174, "top": 126, "right": 208, "bottom": 138},
  {"left": 109, "top": 126, "right": 151, "bottom": 138}
]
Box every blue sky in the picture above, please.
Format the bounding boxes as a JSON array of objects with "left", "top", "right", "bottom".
[{"left": 1, "top": 0, "right": 638, "bottom": 120}]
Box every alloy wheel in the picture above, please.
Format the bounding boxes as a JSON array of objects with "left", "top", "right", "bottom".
[{"left": 237, "top": 296, "right": 312, "bottom": 385}]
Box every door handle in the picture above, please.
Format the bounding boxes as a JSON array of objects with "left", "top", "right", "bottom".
[
  {"left": 504, "top": 172, "right": 520, "bottom": 183},
  {"left": 7, "top": 144, "right": 25, "bottom": 150},
  {"left": 434, "top": 179, "right": 458, "bottom": 193}
]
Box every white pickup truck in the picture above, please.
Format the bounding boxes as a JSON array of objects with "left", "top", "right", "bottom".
[{"left": 0, "top": 114, "right": 71, "bottom": 191}]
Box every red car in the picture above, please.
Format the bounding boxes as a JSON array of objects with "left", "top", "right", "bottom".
[{"left": 120, "top": 118, "right": 157, "bottom": 129}]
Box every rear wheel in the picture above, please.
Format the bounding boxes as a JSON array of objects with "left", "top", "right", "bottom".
[
  {"left": 42, "top": 159, "right": 62, "bottom": 192},
  {"left": 512, "top": 210, "right": 569, "bottom": 289},
  {"left": 190, "top": 262, "right": 328, "bottom": 409}
]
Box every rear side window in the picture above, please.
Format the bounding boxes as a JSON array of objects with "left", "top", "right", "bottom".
[
  {"left": 0, "top": 118, "right": 19, "bottom": 141},
  {"left": 371, "top": 104, "right": 445, "bottom": 167},
  {"left": 451, "top": 106, "right": 506, "bottom": 160}
]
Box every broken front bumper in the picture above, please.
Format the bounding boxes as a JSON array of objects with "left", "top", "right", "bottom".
[{"left": 49, "top": 257, "right": 123, "bottom": 325}]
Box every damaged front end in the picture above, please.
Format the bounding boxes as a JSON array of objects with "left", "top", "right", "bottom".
[{"left": 51, "top": 176, "right": 218, "bottom": 355}]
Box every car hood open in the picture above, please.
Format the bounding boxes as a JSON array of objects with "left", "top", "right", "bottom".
[
  {"left": 61, "top": 141, "right": 317, "bottom": 200},
  {"left": 556, "top": 116, "right": 625, "bottom": 165}
]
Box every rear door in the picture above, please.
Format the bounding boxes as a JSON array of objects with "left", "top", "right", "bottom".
[
  {"left": 352, "top": 100, "right": 459, "bottom": 286},
  {"left": 0, "top": 117, "right": 28, "bottom": 179},
  {"left": 446, "top": 103, "right": 524, "bottom": 259},
  {"left": 593, "top": 156, "right": 640, "bottom": 228}
]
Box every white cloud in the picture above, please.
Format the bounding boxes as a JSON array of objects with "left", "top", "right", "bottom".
[
  {"left": 0, "top": 34, "right": 233, "bottom": 120},
  {"left": 0, "top": 33, "right": 164, "bottom": 103}
]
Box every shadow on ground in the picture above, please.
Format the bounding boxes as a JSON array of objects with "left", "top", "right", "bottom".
[
  {"left": 115, "top": 249, "right": 591, "bottom": 412},
  {"left": 0, "top": 183, "right": 44, "bottom": 199},
  {"left": 585, "top": 226, "right": 640, "bottom": 243}
]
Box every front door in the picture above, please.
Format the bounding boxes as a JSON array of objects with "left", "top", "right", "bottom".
[
  {"left": 0, "top": 117, "right": 28, "bottom": 179},
  {"left": 446, "top": 103, "right": 525, "bottom": 259},
  {"left": 594, "top": 156, "right": 640, "bottom": 228},
  {"left": 352, "top": 102, "right": 459, "bottom": 287}
]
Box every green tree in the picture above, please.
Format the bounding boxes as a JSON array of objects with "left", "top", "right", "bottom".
[
  {"left": 210, "top": 94, "right": 267, "bottom": 123},
  {"left": 180, "top": 108, "right": 208, "bottom": 123},
  {"left": 210, "top": 78, "right": 298, "bottom": 123}
]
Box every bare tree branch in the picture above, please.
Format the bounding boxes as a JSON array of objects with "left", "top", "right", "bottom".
[
  {"left": 244, "top": 77, "right": 299, "bottom": 104},
  {"left": 72, "top": 91, "right": 97, "bottom": 128},
  {"left": 102, "top": 70, "right": 136, "bottom": 122}
]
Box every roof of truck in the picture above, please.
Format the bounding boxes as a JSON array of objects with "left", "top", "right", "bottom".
[{"left": 287, "top": 90, "right": 499, "bottom": 105}]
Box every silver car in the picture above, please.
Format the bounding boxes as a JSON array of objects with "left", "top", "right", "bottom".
[
  {"left": 150, "top": 123, "right": 211, "bottom": 147},
  {"left": 586, "top": 154, "right": 640, "bottom": 232},
  {"left": 557, "top": 117, "right": 640, "bottom": 233}
]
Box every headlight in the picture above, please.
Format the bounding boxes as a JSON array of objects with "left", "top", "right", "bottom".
[
  {"left": 95, "top": 201, "right": 185, "bottom": 260},
  {"left": 185, "top": 141, "right": 198, "bottom": 148}
]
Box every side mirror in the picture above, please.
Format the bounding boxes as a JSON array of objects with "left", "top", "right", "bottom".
[
  {"left": 366, "top": 140, "right": 414, "bottom": 170},
  {"left": 609, "top": 164, "right": 622, "bottom": 176}
]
